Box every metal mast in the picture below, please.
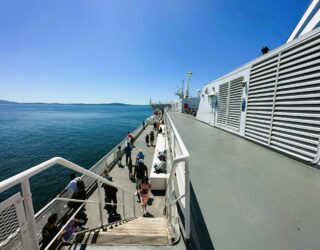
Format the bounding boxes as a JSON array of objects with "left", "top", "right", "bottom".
[{"left": 185, "top": 71, "right": 192, "bottom": 98}]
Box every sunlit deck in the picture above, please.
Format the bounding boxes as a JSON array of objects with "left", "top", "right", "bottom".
[
  {"left": 85, "top": 125, "right": 166, "bottom": 229},
  {"left": 169, "top": 111, "right": 320, "bottom": 250}
]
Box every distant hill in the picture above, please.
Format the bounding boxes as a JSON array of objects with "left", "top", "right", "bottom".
[
  {"left": 0, "top": 100, "right": 138, "bottom": 106},
  {"left": 0, "top": 100, "right": 18, "bottom": 104}
]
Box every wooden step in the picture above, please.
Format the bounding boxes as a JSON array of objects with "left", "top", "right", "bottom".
[
  {"left": 85, "top": 231, "right": 170, "bottom": 245},
  {"left": 81, "top": 216, "right": 171, "bottom": 246}
]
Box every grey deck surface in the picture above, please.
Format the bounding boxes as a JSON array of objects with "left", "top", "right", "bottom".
[
  {"left": 85, "top": 125, "right": 166, "bottom": 229},
  {"left": 169, "top": 112, "right": 320, "bottom": 250}
]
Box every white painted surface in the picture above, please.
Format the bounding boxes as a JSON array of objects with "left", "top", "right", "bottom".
[
  {"left": 150, "top": 133, "right": 168, "bottom": 190},
  {"left": 196, "top": 67, "right": 250, "bottom": 137}
]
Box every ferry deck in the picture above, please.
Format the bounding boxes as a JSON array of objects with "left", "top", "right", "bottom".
[{"left": 169, "top": 111, "right": 320, "bottom": 250}]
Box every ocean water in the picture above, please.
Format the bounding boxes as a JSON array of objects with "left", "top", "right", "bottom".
[{"left": 0, "top": 104, "right": 151, "bottom": 211}]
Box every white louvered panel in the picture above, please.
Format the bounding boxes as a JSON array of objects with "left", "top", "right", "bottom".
[
  {"left": 280, "top": 51, "right": 320, "bottom": 68},
  {"left": 246, "top": 119, "right": 271, "bottom": 126},
  {"left": 277, "top": 79, "right": 320, "bottom": 90},
  {"left": 227, "top": 79, "right": 243, "bottom": 130},
  {"left": 217, "top": 82, "right": 229, "bottom": 126},
  {"left": 245, "top": 55, "right": 278, "bottom": 144},
  {"left": 270, "top": 145, "right": 315, "bottom": 162},
  {"left": 271, "top": 131, "right": 318, "bottom": 145},
  {"left": 277, "top": 72, "right": 320, "bottom": 85},
  {"left": 250, "top": 55, "right": 278, "bottom": 71},
  {"left": 281, "top": 36, "right": 320, "bottom": 59},
  {"left": 278, "top": 65, "right": 320, "bottom": 80},
  {"left": 273, "top": 121, "right": 320, "bottom": 132},
  {"left": 269, "top": 33, "right": 320, "bottom": 162},
  {"left": 249, "top": 82, "right": 275, "bottom": 91}
]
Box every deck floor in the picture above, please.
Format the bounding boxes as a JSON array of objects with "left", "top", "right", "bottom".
[
  {"left": 85, "top": 125, "right": 166, "bottom": 229},
  {"left": 169, "top": 112, "right": 320, "bottom": 250}
]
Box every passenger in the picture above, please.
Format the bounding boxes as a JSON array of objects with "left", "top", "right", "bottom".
[
  {"left": 158, "top": 126, "right": 163, "bottom": 134},
  {"left": 116, "top": 146, "right": 123, "bottom": 167},
  {"left": 145, "top": 134, "right": 150, "bottom": 147},
  {"left": 154, "top": 158, "right": 166, "bottom": 174},
  {"left": 134, "top": 159, "right": 148, "bottom": 202},
  {"left": 138, "top": 177, "right": 151, "bottom": 215},
  {"left": 60, "top": 216, "right": 82, "bottom": 243},
  {"left": 102, "top": 174, "right": 118, "bottom": 215},
  {"left": 124, "top": 143, "right": 132, "bottom": 165},
  {"left": 41, "top": 213, "right": 59, "bottom": 249},
  {"left": 136, "top": 149, "right": 145, "bottom": 163},
  {"left": 68, "top": 180, "right": 86, "bottom": 210},
  {"left": 150, "top": 131, "right": 155, "bottom": 146},
  {"left": 153, "top": 121, "right": 157, "bottom": 131},
  {"left": 127, "top": 159, "right": 134, "bottom": 179},
  {"left": 127, "top": 132, "right": 134, "bottom": 147},
  {"left": 58, "top": 173, "right": 79, "bottom": 197}
]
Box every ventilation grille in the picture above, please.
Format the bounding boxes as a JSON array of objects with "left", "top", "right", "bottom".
[
  {"left": 217, "top": 82, "right": 229, "bottom": 126},
  {"left": 245, "top": 55, "right": 278, "bottom": 144},
  {"left": 227, "top": 78, "right": 243, "bottom": 130},
  {"left": 270, "top": 35, "right": 320, "bottom": 162},
  {"left": 245, "top": 33, "right": 320, "bottom": 163}
]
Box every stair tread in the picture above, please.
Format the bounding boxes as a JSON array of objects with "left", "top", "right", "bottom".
[
  {"left": 79, "top": 216, "right": 171, "bottom": 246},
  {"left": 85, "top": 232, "right": 170, "bottom": 245}
]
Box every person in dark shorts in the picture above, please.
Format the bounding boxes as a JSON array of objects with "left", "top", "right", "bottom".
[
  {"left": 150, "top": 131, "right": 155, "bottom": 146},
  {"left": 102, "top": 175, "right": 118, "bottom": 214},
  {"left": 124, "top": 143, "right": 132, "bottom": 165},
  {"left": 145, "top": 134, "right": 150, "bottom": 146},
  {"left": 134, "top": 159, "right": 148, "bottom": 202},
  {"left": 127, "top": 159, "right": 134, "bottom": 179}
]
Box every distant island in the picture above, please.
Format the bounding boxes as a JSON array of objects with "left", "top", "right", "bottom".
[{"left": 0, "top": 100, "right": 138, "bottom": 106}]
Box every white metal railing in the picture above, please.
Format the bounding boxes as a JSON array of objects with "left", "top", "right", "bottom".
[
  {"left": 0, "top": 157, "right": 137, "bottom": 250},
  {"left": 164, "top": 110, "right": 190, "bottom": 241}
]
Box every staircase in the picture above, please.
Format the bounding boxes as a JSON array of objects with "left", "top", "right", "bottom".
[{"left": 67, "top": 216, "right": 174, "bottom": 249}]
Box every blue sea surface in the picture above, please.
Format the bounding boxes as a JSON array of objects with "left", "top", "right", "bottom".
[{"left": 0, "top": 104, "right": 151, "bottom": 211}]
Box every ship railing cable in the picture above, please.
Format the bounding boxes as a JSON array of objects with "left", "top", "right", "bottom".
[{"left": 163, "top": 109, "right": 191, "bottom": 242}]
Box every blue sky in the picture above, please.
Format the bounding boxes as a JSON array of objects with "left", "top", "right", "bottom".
[{"left": 0, "top": 0, "right": 310, "bottom": 104}]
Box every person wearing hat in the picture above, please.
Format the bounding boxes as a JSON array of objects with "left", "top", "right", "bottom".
[
  {"left": 136, "top": 149, "right": 145, "bottom": 164},
  {"left": 134, "top": 159, "right": 148, "bottom": 202}
]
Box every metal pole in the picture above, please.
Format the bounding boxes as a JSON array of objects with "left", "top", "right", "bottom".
[
  {"left": 184, "top": 160, "right": 190, "bottom": 240},
  {"left": 185, "top": 71, "right": 192, "bottom": 98},
  {"left": 122, "top": 190, "right": 125, "bottom": 218},
  {"left": 21, "top": 179, "right": 40, "bottom": 250},
  {"left": 97, "top": 181, "right": 104, "bottom": 227},
  {"left": 133, "top": 195, "right": 136, "bottom": 217}
]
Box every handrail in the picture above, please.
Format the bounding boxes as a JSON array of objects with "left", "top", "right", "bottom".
[
  {"left": 0, "top": 157, "right": 134, "bottom": 195},
  {"left": 164, "top": 110, "right": 191, "bottom": 242},
  {"left": 56, "top": 197, "right": 135, "bottom": 207},
  {"left": 165, "top": 111, "right": 190, "bottom": 158},
  {"left": 168, "top": 194, "right": 185, "bottom": 206}
]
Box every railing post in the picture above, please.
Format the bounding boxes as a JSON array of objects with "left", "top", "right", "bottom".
[
  {"left": 132, "top": 195, "right": 136, "bottom": 217},
  {"left": 97, "top": 181, "right": 104, "bottom": 227},
  {"left": 21, "top": 179, "right": 40, "bottom": 250},
  {"left": 122, "top": 190, "right": 125, "bottom": 218},
  {"left": 185, "top": 160, "right": 190, "bottom": 240}
]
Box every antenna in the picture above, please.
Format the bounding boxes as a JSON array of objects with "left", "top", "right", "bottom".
[
  {"left": 181, "top": 80, "right": 185, "bottom": 99},
  {"left": 185, "top": 71, "right": 192, "bottom": 98}
]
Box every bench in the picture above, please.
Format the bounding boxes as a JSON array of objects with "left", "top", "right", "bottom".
[{"left": 150, "top": 133, "right": 168, "bottom": 191}]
